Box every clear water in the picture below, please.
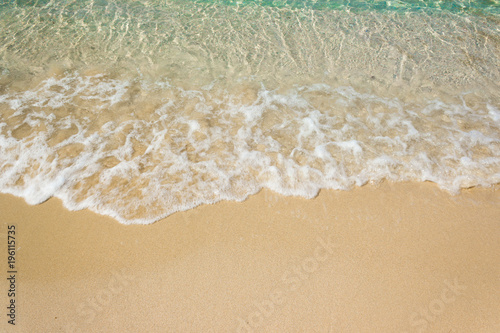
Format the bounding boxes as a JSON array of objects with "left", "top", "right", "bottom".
[{"left": 0, "top": 0, "right": 499, "bottom": 224}]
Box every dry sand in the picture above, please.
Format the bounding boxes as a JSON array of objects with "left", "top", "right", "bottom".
[{"left": 0, "top": 181, "right": 499, "bottom": 332}]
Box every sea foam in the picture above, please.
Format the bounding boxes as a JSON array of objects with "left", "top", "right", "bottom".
[
  {"left": 0, "top": 73, "right": 499, "bottom": 224},
  {"left": 0, "top": 0, "right": 499, "bottom": 223}
]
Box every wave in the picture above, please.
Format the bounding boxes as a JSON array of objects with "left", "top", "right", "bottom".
[{"left": 1, "top": 73, "right": 499, "bottom": 224}]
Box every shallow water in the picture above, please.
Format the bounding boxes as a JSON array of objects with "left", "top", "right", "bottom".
[{"left": 1, "top": 0, "right": 499, "bottom": 223}]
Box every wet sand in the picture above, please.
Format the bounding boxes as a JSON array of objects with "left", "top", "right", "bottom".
[{"left": 0, "top": 181, "right": 499, "bottom": 332}]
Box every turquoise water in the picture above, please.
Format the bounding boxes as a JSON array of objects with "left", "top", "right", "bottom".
[
  {"left": 0, "top": 0, "right": 499, "bottom": 223},
  {"left": 5, "top": 0, "right": 500, "bottom": 11},
  {"left": 194, "top": 0, "right": 500, "bottom": 12}
]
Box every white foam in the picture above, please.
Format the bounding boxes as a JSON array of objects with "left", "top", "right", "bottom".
[
  {"left": 334, "top": 140, "right": 363, "bottom": 156},
  {"left": 0, "top": 74, "right": 499, "bottom": 224},
  {"left": 488, "top": 104, "right": 500, "bottom": 124}
]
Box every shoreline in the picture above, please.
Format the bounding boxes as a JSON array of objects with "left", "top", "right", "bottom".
[{"left": 1, "top": 181, "right": 499, "bottom": 332}]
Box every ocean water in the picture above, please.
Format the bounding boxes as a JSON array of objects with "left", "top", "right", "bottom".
[{"left": 0, "top": 0, "right": 499, "bottom": 224}]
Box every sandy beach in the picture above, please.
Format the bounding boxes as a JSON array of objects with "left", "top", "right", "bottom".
[
  {"left": 0, "top": 181, "right": 498, "bottom": 332},
  {"left": 1, "top": 1, "right": 500, "bottom": 332}
]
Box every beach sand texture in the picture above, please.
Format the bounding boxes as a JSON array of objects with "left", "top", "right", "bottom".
[
  {"left": 1, "top": 182, "right": 499, "bottom": 332},
  {"left": 1, "top": 1, "right": 500, "bottom": 331}
]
